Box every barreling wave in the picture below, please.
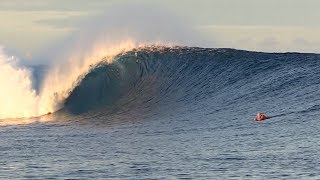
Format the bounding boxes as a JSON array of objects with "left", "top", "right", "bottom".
[
  {"left": 62, "top": 46, "right": 320, "bottom": 123},
  {"left": 0, "top": 40, "right": 146, "bottom": 121},
  {"left": 1, "top": 45, "right": 320, "bottom": 124}
]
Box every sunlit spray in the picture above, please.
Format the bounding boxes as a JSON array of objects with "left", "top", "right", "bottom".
[{"left": 0, "top": 47, "right": 39, "bottom": 119}]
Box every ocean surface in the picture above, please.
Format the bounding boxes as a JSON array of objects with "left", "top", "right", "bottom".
[{"left": 1, "top": 47, "right": 320, "bottom": 179}]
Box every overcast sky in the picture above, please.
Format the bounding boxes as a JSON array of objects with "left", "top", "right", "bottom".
[{"left": 1, "top": 0, "right": 320, "bottom": 59}]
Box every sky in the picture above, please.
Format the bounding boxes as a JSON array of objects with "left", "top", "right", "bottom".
[{"left": 1, "top": 0, "right": 320, "bottom": 61}]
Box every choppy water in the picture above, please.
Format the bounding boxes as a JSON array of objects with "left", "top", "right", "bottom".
[{"left": 1, "top": 47, "right": 320, "bottom": 179}]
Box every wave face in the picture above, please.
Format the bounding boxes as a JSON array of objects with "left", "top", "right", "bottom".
[{"left": 62, "top": 47, "right": 320, "bottom": 122}]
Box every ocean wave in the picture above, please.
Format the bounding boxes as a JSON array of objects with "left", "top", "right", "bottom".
[
  {"left": 2, "top": 45, "right": 320, "bottom": 123},
  {"left": 62, "top": 47, "right": 320, "bottom": 121}
]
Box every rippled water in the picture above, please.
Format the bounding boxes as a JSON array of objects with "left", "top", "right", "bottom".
[{"left": 1, "top": 108, "right": 320, "bottom": 179}]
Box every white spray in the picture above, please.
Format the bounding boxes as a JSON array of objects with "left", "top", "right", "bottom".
[{"left": 0, "top": 47, "right": 39, "bottom": 119}]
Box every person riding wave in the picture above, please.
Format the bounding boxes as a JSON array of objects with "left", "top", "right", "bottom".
[{"left": 254, "top": 112, "right": 267, "bottom": 121}]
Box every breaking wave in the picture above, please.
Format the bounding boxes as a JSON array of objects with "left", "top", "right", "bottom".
[
  {"left": 64, "top": 47, "right": 320, "bottom": 123},
  {"left": 1, "top": 45, "right": 320, "bottom": 125}
]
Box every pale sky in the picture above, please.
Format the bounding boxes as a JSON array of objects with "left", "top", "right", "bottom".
[{"left": 1, "top": 0, "right": 320, "bottom": 60}]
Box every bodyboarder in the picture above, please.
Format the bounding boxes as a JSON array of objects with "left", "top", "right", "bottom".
[{"left": 254, "top": 112, "right": 267, "bottom": 121}]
